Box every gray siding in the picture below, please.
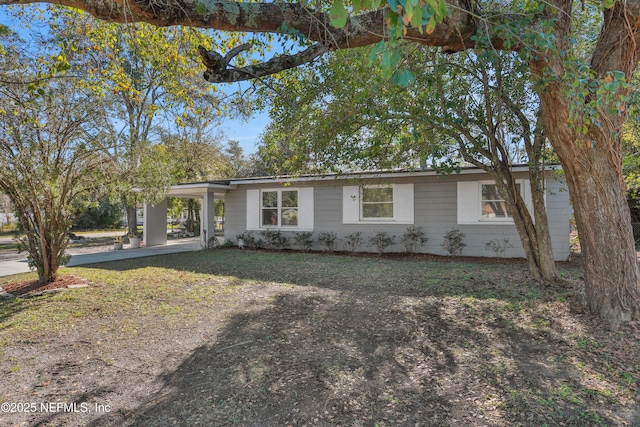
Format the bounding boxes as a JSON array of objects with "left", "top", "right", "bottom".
[
  {"left": 223, "top": 187, "right": 247, "bottom": 242},
  {"left": 223, "top": 171, "right": 571, "bottom": 260}
]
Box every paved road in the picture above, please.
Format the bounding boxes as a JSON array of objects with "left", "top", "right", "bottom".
[{"left": 0, "top": 238, "right": 203, "bottom": 278}]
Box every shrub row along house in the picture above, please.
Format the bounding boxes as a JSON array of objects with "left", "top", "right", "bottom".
[{"left": 144, "top": 166, "right": 572, "bottom": 260}]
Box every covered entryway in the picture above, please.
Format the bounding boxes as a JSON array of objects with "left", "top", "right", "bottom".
[{"left": 143, "top": 181, "right": 234, "bottom": 247}]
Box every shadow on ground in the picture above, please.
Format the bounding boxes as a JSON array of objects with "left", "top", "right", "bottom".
[
  {"left": 3, "top": 249, "right": 637, "bottom": 426},
  {"left": 78, "top": 248, "right": 571, "bottom": 302},
  {"left": 81, "top": 279, "right": 628, "bottom": 426}
]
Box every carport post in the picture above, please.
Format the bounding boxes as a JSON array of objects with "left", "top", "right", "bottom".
[
  {"left": 143, "top": 198, "right": 168, "bottom": 247},
  {"left": 202, "top": 190, "right": 216, "bottom": 245}
]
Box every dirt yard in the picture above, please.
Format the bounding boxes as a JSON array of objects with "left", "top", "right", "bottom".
[{"left": 0, "top": 249, "right": 638, "bottom": 426}]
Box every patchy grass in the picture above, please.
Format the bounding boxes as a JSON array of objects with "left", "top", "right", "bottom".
[{"left": 0, "top": 249, "right": 638, "bottom": 426}]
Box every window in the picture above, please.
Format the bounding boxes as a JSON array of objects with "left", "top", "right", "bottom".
[
  {"left": 261, "top": 190, "right": 298, "bottom": 227},
  {"left": 457, "top": 180, "right": 531, "bottom": 225},
  {"left": 342, "top": 184, "right": 414, "bottom": 224},
  {"left": 362, "top": 187, "right": 394, "bottom": 219},
  {"left": 481, "top": 183, "right": 521, "bottom": 219}
]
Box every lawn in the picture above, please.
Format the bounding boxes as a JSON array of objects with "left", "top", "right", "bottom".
[{"left": 0, "top": 249, "right": 638, "bottom": 426}]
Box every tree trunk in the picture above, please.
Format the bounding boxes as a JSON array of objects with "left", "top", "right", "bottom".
[
  {"left": 528, "top": 162, "right": 560, "bottom": 280},
  {"left": 554, "top": 132, "right": 640, "bottom": 329},
  {"left": 536, "top": 81, "right": 640, "bottom": 328},
  {"left": 534, "top": 62, "right": 640, "bottom": 329},
  {"left": 528, "top": 0, "right": 640, "bottom": 329},
  {"left": 127, "top": 205, "right": 137, "bottom": 236},
  {"left": 493, "top": 169, "right": 559, "bottom": 282}
]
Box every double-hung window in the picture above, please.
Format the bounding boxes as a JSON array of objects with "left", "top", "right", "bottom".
[
  {"left": 261, "top": 190, "right": 298, "bottom": 227},
  {"left": 361, "top": 187, "right": 394, "bottom": 219},
  {"left": 342, "top": 184, "right": 414, "bottom": 224},
  {"left": 480, "top": 183, "right": 522, "bottom": 220},
  {"left": 457, "top": 180, "right": 531, "bottom": 224}
]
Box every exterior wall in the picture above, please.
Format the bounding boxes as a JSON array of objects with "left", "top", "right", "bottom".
[
  {"left": 224, "top": 188, "right": 247, "bottom": 242},
  {"left": 223, "top": 171, "right": 572, "bottom": 260},
  {"left": 144, "top": 199, "right": 168, "bottom": 247}
]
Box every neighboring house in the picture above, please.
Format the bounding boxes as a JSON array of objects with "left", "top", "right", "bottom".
[{"left": 144, "top": 165, "right": 572, "bottom": 260}]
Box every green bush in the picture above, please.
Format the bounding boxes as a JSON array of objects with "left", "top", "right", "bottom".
[
  {"left": 293, "top": 231, "right": 313, "bottom": 251},
  {"left": 442, "top": 228, "right": 466, "bottom": 256},
  {"left": 345, "top": 231, "right": 362, "bottom": 253},
  {"left": 72, "top": 197, "right": 123, "bottom": 230},
  {"left": 259, "top": 229, "right": 288, "bottom": 250},
  {"left": 317, "top": 231, "right": 337, "bottom": 252},
  {"left": 485, "top": 238, "right": 513, "bottom": 258},
  {"left": 369, "top": 230, "right": 396, "bottom": 255},
  {"left": 400, "top": 226, "right": 428, "bottom": 253},
  {"left": 236, "top": 231, "right": 259, "bottom": 249}
]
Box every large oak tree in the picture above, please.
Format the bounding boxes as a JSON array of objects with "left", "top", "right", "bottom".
[{"left": 1, "top": 0, "right": 639, "bottom": 328}]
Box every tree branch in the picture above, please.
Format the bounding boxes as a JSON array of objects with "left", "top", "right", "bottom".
[
  {"left": 0, "top": 0, "right": 505, "bottom": 78},
  {"left": 200, "top": 42, "right": 329, "bottom": 83}
]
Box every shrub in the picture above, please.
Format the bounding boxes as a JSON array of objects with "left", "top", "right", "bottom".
[
  {"left": 345, "top": 231, "right": 362, "bottom": 253},
  {"left": 442, "top": 228, "right": 466, "bottom": 256},
  {"left": 317, "top": 231, "right": 337, "bottom": 252},
  {"left": 369, "top": 230, "right": 396, "bottom": 255},
  {"left": 72, "top": 197, "right": 123, "bottom": 230},
  {"left": 236, "top": 231, "right": 258, "bottom": 249},
  {"left": 485, "top": 238, "right": 513, "bottom": 258},
  {"left": 293, "top": 231, "right": 313, "bottom": 251},
  {"left": 400, "top": 226, "right": 428, "bottom": 253},
  {"left": 259, "top": 229, "right": 288, "bottom": 250}
]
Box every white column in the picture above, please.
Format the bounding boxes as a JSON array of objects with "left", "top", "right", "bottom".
[
  {"left": 202, "top": 190, "right": 216, "bottom": 245},
  {"left": 143, "top": 198, "right": 168, "bottom": 247}
]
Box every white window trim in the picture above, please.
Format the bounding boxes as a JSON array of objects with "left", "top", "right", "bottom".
[
  {"left": 343, "top": 184, "right": 414, "bottom": 225},
  {"left": 247, "top": 187, "right": 314, "bottom": 231},
  {"left": 260, "top": 188, "right": 299, "bottom": 229},
  {"left": 457, "top": 179, "right": 535, "bottom": 225},
  {"left": 478, "top": 180, "right": 523, "bottom": 223},
  {"left": 360, "top": 185, "right": 395, "bottom": 222}
]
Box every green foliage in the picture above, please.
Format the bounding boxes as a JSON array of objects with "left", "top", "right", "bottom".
[
  {"left": 369, "top": 230, "right": 396, "bottom": 255},
  {"left": 317, "top": 231, "right": 338, "bottom": 252},
  {"left": 626, "top": 173, "right": 640, "bottom": 223},
  {"left": 345, "top": 231, "right": 362, "bottom": 253},
  {"left": 442, "top": 229, "right": 466, "bottom": 256},
  {"left": 0, "top": 32, "right": 114, "bottom": 282},
  {"left": 259, "top": 229, "right": 288, "bottom": 250},
  {"left": 400, "top": 226, "right": 428, "bottom": 253},
  {"left": 236, "top": 231, "right": 259, "bottom": 249},
  {"left": 623, "top": 77, "right": 640, "bottom": 222},
  {"left": 39, "top": 9, "right": 236, "bottom": 233},
  {"left": 485, "top": 238, "right": 514, "bottom": 258},
  {"left": 329, "top": 0, "right": 348, "bottom": 28},
  {"left": 72, "top": 197, "right": 123, "bottom": 230},
  {"left": 258, "top": 44, "right": 539, "bottom": 173},
  {"left": 293, "top": 231, "right": 313, "bottom": 251}
]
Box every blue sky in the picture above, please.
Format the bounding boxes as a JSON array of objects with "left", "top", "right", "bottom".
[{"left": 220, "top": 111, "right": 268, "bottom": 155}]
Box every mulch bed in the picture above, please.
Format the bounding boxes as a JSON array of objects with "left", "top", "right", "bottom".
[{"left": 1, "top": 275, "right": 88, "bottom": 296}]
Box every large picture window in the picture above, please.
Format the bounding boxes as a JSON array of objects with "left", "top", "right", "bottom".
[
  {"left": 481, "top": 183, "right": 521, "bottom": 219},
  {"left": 361, "top": 187, "right": 394, "bottom": 219},
  {"left": 261, "top": 190, "right": 298, "bottom": 227}
]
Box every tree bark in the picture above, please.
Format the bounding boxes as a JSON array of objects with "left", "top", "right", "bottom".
[
  {"left": 532, "top": 0, "right": 640, "bottom": 329},
  {"left": 127, "top": 205, "right": 137, "bottom": 237},
  {"left": 491, "top": 166, "right": 559, "bottom": 282}
]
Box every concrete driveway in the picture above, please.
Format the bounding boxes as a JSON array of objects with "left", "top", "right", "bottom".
[{"left": 0, "top": 238, "right": 203, "bottom": 278}]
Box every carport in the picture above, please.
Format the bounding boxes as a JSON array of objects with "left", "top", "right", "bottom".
[{"left": 143, "top": 181, "right": 235, "bottom": 247}]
